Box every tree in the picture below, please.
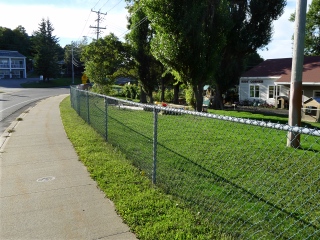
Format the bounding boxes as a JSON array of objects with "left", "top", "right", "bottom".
[
  {"left": 0, "top": 26, "right": 31, "bottom": 56},
  {"left": 81, "top": 33, "right": 127, "bottom": 94},
  {"left": 290, "top": 0, "right": 320, "bottom": 56},
  {"left": 32, "top": 18, "right": 61, "bottom": 81},
  {"left": 142, "top": 0, "right": 229, "bottom": 111},
  {"left": 212, "top": 1, "right": 285, "bottom": 109},
  {"left": 142, "top": 0, "right": 285, "bottom": 111},
  {"left": 64, "top": 40, "right": 86, "bottom": 77},
  {"left": 125, "top": 0, "right": 164, "bottom": 103}
]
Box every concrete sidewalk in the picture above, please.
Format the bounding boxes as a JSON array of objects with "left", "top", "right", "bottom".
[{"left": 0, "top": 95, "right": 137, "bottom": 240}]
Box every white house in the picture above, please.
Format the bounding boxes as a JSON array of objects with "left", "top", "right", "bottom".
[
  {"left": 0, "top": 50, "right": 27, "bottom": 79},
  {"left": 239, "top": 56, "right": 320, "bottom": 108}
]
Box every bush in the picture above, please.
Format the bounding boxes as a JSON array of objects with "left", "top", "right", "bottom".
[
  {"left": 122, "top": 84, "right": 139, "bottom": 99},
  {"left": 185, "top": 85, "right": 195, "bottom": 107},
  {"left": 153, "top": 89, "right": 174, "bottom": 103}
]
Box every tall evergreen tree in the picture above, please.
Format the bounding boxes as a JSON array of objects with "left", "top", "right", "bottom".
[{"left": 32, "top": 18, "right": 60, "bottom": 81}]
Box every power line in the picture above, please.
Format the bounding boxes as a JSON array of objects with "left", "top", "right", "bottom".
[
  {"left": 105, "top": 0, "right": 123, "bottom": 13},
  {"left": 99, "top": 0, "right": 112, "bottom": 11},
  {"left": 118, "top": 16, "right": 148, "bottom": 38},
  {"left": 77, "top": 11, "right": 93, "bottom": 41},
  {"left": 93, "top": 0, "right": 102, "bottom": 10}
]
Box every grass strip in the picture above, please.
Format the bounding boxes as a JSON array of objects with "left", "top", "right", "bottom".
[
  {"left": 21, "top": 77, "right": 82, "bottom": 88},
  {"left": 60, "top": 96, "right": 233, "bottom": 240}
]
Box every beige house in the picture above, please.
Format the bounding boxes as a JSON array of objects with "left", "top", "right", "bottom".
[
  {"left": 239, "top": 56, "right": 320, "bottom": 108},
  {"left": 0, "top": 50, "right": 27, "bottom": 79}
]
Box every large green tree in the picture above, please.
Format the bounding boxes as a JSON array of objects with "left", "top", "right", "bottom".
[
  {"left": 142, "top": 0, "right": 285, "bottom": 111},
  {"left": 290, "top": 0, "right": 320, "bottom": 56},
  {"left": 0, "top": 26, "right": 30, "bottom": 55},
  {"left": 125, "top": 0, "right": 164, "bottom": 103},
  {"left": 32, "top": 18, "right": 61, "bottom": 81},
  {"left": 81, "top": 33, "right": 127, "bottom": 94},
  {"left": 142, "top": 0, "right": 229, "bottom": 111},
  {"left": 211, "top": 1, "right": 285, "bottom": 109}
]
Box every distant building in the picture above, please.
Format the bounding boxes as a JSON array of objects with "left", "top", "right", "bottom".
[
  {"left": 239, "top": 56, "right": 320, "bottom": 108},
  {"left": 0, "top": 50, "right": 27, "bottom": 79}
]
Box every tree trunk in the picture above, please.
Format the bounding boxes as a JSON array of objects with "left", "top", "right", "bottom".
[
  {"left": 140, "top": 86, "right": 147, "bottom": 103},
  {"left": 148, "top": 92, "right": 153, "bottom": 103},
  {"left": 212, "top": 85, "right": 224, "bottom": 109},
  {"left": 173, "top": 83, "right": 180, "bottom": 104},
  {"left": 160, "top": 78, "right": 165, "bottom": 102},
  {"left": 193, "top": 83, "right": 204, "bottom": 112}
]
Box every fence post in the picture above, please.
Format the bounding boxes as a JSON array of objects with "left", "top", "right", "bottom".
[
  {"left": 70, "top": 87, "right": 73, "bottom": 108},
  {"left": 152, "top": 107, "right": 158, "bottom": 184},
  {"left": 76, "top": 89, "right": 80, "bottom": 115},
  {"left": 104, "top": 97, "right": 108, "bottom": 141},
  {"left": 86, "top": 91, "right": 90, "bottom": 124}
]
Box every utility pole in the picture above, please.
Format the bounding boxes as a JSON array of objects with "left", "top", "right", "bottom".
[
  {"left": 90, "top": 9, "right": 107, "bottom": 40},
  {"left": 287, "top": 0, "right": 307, "bottom": 148},
  {"left": 71, "top": 43, "right": 74, "bottom": 84}
]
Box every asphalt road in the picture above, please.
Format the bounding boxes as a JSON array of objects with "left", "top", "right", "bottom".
[{"left": 0, "top": 79, "right": 69, "bottom": 134}]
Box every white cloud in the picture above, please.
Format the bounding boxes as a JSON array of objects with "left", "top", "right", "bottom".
[{"left": 0, "top": 2, "right": 128, "bottom": 47}]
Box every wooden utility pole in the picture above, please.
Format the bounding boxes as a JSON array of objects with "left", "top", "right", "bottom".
[
  {"left": 287, "top": 0, "right": 307, "bottom": 148},
  {"left": 71, "top": 43, "right": 74, "bottom": 85},
  {"left": 90, "top": 9, "right": 107, "bottom": 40}
]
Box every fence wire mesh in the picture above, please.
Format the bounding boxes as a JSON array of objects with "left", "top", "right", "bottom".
[{"left": 70, "top": 87, "right": 319, "bottom": 239}]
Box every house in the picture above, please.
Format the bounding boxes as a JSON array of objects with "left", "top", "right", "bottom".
[
  {"left": 0, "top": 50, "right": 27, "bottom": 79},
  {"left": 239, "top": 56, "right": 320, "bottom": 108}
]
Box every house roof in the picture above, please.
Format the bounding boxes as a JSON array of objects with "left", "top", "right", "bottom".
[
  {"left": 241, "top": 56, "right": 320, "bottom": 84},
  {"left": 304, "top": 97, "right": 320, "bottom": 104},
  {"left": 0, "top": 50, "right": 26, "bottom": 58}
]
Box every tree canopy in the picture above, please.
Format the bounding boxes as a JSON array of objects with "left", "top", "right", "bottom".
[
  {"left": 141, "top": 0, "right": 285, "bottom": 111},
  {"left": 81, "top": 33, "right": 127, "bottom": 94},
  {"left": 125, "top": 0, "right": 164, "bottom": 103},
  {"left": 32, "top": 18, "right": 62, "bottom": 81},
  {"left": 290, "top": 0, "right": 320, "bottom": 56}
]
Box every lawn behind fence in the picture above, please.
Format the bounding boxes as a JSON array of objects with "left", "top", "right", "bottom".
[{"left": 63, "top": 92, "right": 319, "bottom": 239}]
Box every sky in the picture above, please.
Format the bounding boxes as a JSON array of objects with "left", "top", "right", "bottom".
[{"left": 0, "top": 0, "right": 313, "bottom": 60}]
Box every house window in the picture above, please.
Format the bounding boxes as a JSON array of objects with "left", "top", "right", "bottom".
[
  {"left": 276, "top": 86, "right": 281, "bottom": 96},
  {"left": 269, "top": 86, "right": 275, "bottom": 98},
  {"left": 250, "top": 85, "right": 260, "bottom": 98},
  {"left": 314, "top": 91, "right": 320, "bottom": 97}
]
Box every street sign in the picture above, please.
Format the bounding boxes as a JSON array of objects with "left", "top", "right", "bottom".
[{"left": 81, "top": 73, "right": 88, "bottom": 84}]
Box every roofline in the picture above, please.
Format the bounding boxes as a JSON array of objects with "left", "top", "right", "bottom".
[
  {"left": 240, "top": 76, "right": 281, "bottom": 79},
  {"left": 276, "top": 82, "right": 320, "bottom": 86}
]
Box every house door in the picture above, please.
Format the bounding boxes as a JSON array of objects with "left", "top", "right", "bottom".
[
  {"left": 20, "top": 71, "right": 23, "bottom": 78},
  {"left": 278, "top": 100, "right": 282, "bottom": 108}
]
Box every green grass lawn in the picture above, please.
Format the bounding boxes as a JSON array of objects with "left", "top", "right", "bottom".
[
  {"left": 21, "top": 77, "right": 82, "bottom": 88},
  {"left": 64, "top": 93, "right": 320, "bottom": 239},
  {"left": 208, "top": 108, "right": 320, "bottom": 129}
]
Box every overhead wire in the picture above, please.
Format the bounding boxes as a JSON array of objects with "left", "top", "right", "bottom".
[
  {"left": 118, "top": 16, "right": 148, "bottom": 38},
  {"left": 105, "top": 0, "right": 124, "bottom": 13},
  {"left": 99, "top": 0, "right": 112, "bottom": 11}
]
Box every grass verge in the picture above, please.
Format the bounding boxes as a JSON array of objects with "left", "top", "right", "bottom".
[
  {"left": 60, "top": 96, "right": 232, "bottom": 240},
  {"left": 21, "top": 77, "right": 82, "bottom": 88}
]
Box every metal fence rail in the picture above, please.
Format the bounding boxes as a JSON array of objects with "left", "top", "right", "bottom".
[{"left": 70, "top": 86, "right": 319, "bottom": 239}]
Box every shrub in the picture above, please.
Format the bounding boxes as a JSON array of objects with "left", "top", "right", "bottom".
[{"left": 185, "top": 85, "right": 195, "bottom": 107}]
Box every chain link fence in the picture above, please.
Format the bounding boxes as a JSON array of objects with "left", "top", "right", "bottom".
[{"left": 70, "top": 86, "right": 319, "bottom": 239}]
